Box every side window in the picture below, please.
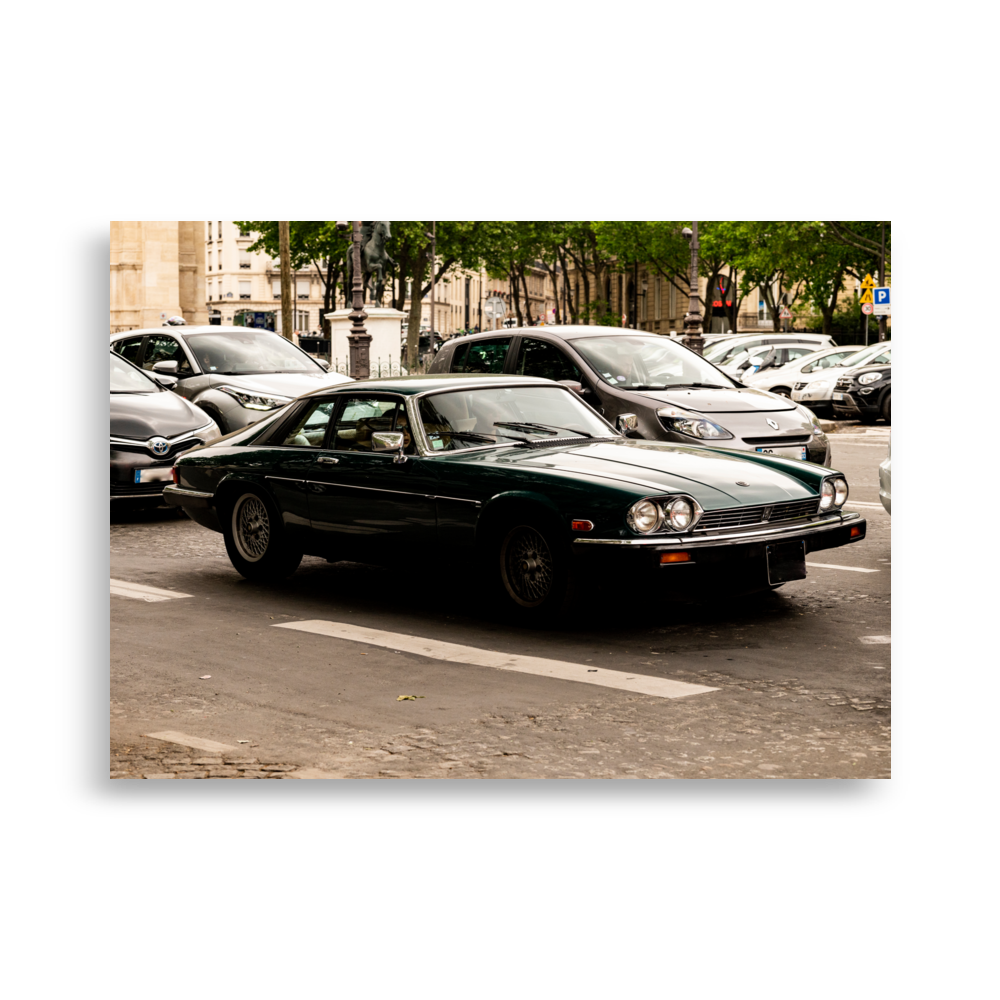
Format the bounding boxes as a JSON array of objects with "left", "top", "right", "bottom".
[
  {"left": 278, "top": 399, "right": 336, "bottom": 447},
  {"left": 144, "top": 335, "right": 194, "bottom": 375},
  {"left": 785, "top": 347, "right": 815, "bottom": 363},
  {"left": 456, "top": 338, "right": 510, "bottom": 374},
  {"left": 516, "top": 339, "right": 583, "bottom": 382},
  {"left": 330, "top": 397, "right": 400, "bottom": 452},
  {"left": 872, "top": 352, "right": 890, "bottom": 364},
  {"left": 114, "top": 337, "right": 145, "bottom": 365},
  {"left": 450, "top": 343, "right": 469, "bottom": 371}
]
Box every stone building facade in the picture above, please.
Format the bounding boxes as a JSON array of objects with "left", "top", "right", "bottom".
[{"left": 110, "top": 222, "right": 207, "bottom": 333}]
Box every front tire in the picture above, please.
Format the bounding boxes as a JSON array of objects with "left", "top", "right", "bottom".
[
  {"left": 223, "top": 488, "right": 302, "bottom": 582},
  {"left": 881, "top": 392, "right": 891, "bottom": 424},
  {"left": 771, "top": 387, "right": 792, "bottom": 398},
  {"left": 493, "top": 519, "right": 574, "bottom": 623}
]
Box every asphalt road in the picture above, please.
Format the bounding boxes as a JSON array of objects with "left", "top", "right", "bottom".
[{"left": 110, "top": 427, "right": 891, "bottom": 779}]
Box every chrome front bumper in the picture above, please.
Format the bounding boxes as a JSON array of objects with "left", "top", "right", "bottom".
[{"left": 574, "top": 510, "right": 863, "bottom": 549}]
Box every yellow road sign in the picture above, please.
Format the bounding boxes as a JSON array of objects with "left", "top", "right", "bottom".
[
  {"left": 860, "top": 274, "right": 876, "bottom": 290},
  {"left": 860, "top": 289, "right": 874, "bottom": 303}
]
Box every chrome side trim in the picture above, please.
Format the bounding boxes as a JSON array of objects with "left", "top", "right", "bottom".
[
  {"left": 304, "top": 479, "right": 435, "bottom": 500},
  {"left": 431, "top": 495, "right": 482, "bottom": 506},
  {"left": 163, "top": 485, "right": 214, "bottom": 499},
  {"left": 265, "top": 476, "right": 305, "bottom": 484},
  {"left": 574, "top": 511, "right": 861, "bottom": 548}
]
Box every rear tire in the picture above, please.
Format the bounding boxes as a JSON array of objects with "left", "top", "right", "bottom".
[
  {"left": 772, "top": 387, "right": 791, "bottom": 398},
  {"left": 881, "top": 392, "right": 891, "bottom": 424},
  {"left": 223, "top": 488, "right": 302, "bottom": 582}
]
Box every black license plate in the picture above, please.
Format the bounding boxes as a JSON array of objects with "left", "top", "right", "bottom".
[{"left": 766, "top": 541, "right": 807, "bottom": 585}]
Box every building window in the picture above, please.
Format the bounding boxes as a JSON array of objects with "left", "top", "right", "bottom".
[
  {"left": 668, "top": 282, "right": 676, "bottom": 320},
  {"left": 207, "top": 221, "right": 212, "bottom": 241},
  {"left": 217, "top": 249, "right": 223, "bottom": 270},
  {"left": 272, "top": 279, "right": 282, "bottom": 299},
  {"left": 239, "top": 281, "right": 251, "bottom": 300},
  {"left": 295, "top": 309, "right": 310, "bottom": 331},
  {"left": 239, "top": 250, "right": 251, "bottom": 269},
  {"left": 654, "top": 277, "right": 662, "bottom": 321},
  {"left": 296, "top": 278, "right": 310, "bottom": 300},
  {"left": 218, "top": 222, "right": 223, "bottom": 239}
]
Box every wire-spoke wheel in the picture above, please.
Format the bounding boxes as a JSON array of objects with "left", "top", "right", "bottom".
[
  {"left": 223, "top": 488, "right": 302, "bottom": 582},
  {"left": 501, "top": 525, "right": 555, "bottom": 608},
  {"left": 233, "top": 494, "right": 270, "bottom": 562}
]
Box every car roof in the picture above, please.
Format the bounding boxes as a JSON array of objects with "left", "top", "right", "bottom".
[
  {"left": 109, "top": 325, "right": 276, "bottom": 338},
  {"left": 306, "top": 373, "right": 558, "bottom": 398}
]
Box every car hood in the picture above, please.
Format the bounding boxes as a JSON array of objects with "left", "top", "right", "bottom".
[
  {"left": 208, "top": 371, "right": 353, "bottom": 396},
  {"left": 477, "top": 438, "right": 817, "bottom": 509},
  {"left": 634, "top": 385, "right": 795, "bottom": 413},
  {"left": 111, "top": 390, "right": 211, "bottom": 440}
]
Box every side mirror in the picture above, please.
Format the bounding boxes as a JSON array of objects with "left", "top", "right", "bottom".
[
  {"left": 372, "top": 431, "right": 407, "bottom": 464},
  {"left": 557, "top": 380, "right": 585, "bottom": 395},
  {"left": 152, "top": 360, "right": 179, "bottom": 374},
  {"left": 153, "top": 374, "right": 178, "bottom": 388},
  {"left": 616, "top": 413, "right": 638, "bottom": 435},
  {"left": 316, "top": 359, "right": 331, "bottom": 372}
]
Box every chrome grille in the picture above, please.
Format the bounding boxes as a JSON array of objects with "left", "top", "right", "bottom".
[
  {"left": 835, "top": 376, "right": 853, "bottom": 390},
  {"left": 695, "top": 497, "right": 821, "bottom": 532},
  {"left": 793, "top": 382, "right": 807, "bottom": 391}
]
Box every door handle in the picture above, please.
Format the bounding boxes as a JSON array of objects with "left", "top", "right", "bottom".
[{"left": 317, "top": 456, "right": 339, "bottom": 465}]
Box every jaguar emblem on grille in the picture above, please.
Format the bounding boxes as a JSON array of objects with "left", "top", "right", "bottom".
[
  {"left": 766, "top": 418, "right": 779, "bottom": 430},
  {"left": 761, "top": 505, "right": 774, "bottom": 522}
]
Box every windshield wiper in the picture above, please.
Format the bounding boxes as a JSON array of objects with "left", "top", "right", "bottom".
[
  {"left": 432, "top": 430, "right": 527, "bottom": 445},
  {"left": 494, "top": 420, "right": 594, "bottom": 438},
  {"left": 660, "top": 382, "right": 731, "bottom": 389}
]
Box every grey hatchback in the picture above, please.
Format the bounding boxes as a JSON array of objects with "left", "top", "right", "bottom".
[
  {"left": 429, "top": 325, "right": 831, "bottom": 465},
  {"left": 110, "top": 326, "right": 352, "bottom": 434}
]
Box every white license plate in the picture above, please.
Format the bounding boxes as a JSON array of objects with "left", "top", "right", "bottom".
[
  {"left": 134, "top": 467, "right": 173, "bottom": 483},
  {"left": 832, "top": 392, "right": 846, "bottom": 400},
  {"left": 756, "top": 445, "right": 808, "bottom": 460}
]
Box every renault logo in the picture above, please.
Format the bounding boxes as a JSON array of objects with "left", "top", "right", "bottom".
[
  {"left": 766, "top": 418, "right": 779, "bottom": 430},
  {"left": 148, "top": 436, "right": 170, "bottom": 456}
]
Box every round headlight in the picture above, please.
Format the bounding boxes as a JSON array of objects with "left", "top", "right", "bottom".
[
  {"left": 819, "top": 480, "right": 835, "bottom": 509},
  {"left": 858, "top": 372, "right": 882, "bottom": 385},
  {"left": 627, "top": 499, "right": 661, "bottom": 533},
  {"left": 667, "top": 498, "right": 693, "bottom": 530},
  {"left": 833, "top": 477, "right": 848, "bottom": 506}
]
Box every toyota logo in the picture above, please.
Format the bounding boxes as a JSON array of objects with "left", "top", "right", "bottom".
[
  {"left": 766, "top": 418, "right": 779, "bottom": 430},
  {"left": 148, "top": 436, "right": 170, "bottom": 456}
]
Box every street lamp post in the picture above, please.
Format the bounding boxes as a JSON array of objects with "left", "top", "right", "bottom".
[
  {"left": 681, "top": 223, "right": 704, "bottom": 355},
  {"left": 336, "top": 221, "right": 370, "bottom": 379}
]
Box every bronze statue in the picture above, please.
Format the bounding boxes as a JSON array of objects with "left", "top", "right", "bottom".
[{"left": 346, "top": 221, "right": 395, "bottom": 306}]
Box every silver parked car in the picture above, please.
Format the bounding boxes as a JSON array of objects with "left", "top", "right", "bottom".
[
  {"left": 742, "top": 344, "right": 864, "bottom": 397},
  {"left": 110, "top": 325, "right": 353, "bottom": 433},
  {"left": 879, "top": 442, "right": 891, "bottom": 514}
]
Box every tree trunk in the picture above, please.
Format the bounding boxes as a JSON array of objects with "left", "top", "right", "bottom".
[
  {"left": 543, "top": 262, "right": 560, "bottom": 324},
  {"left": 520, "top": 268, "right": 534, "bottom": 325},
  {"left": 557, "top": 248, "right": 577, "bottom": 322},
  {"left": 510, "top": 267, "right": 524, "bottom": 328},
  {"left": 405, "top": 256, "right": 427, "bottom": 373}
]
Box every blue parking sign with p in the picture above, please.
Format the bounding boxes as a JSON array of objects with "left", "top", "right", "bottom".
[{"left": 875, "top": 287, "right": 890, "bottom": 304}]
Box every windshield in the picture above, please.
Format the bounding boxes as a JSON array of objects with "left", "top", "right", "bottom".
[
  {"left": 110, "top": 354, "right": 157, "bottom": 393},
  {"left": 703, "top": 338, "right": 765, "bottom": 363},
  {"left": 572, "top": 335, "right": 736, "bottom": 389},
  {"left": 837, "top": 343, "right": 891, "bottom": 368},
  {"left": 418, "top": 385, "right": 614, "bottom": 451},
  {"left": 186, "top": 330, "right": 322, "bottom": 375}
]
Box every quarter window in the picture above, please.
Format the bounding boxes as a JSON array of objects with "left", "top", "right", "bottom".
[
  {"left": 516, "top": 338, "right": 583, "bottom": 383},
  {"left": 279, "top": 399, "right": 336, "bottom": 447},
  {"left": 114, "top": 336, "right": 145, "bottom": 365}
]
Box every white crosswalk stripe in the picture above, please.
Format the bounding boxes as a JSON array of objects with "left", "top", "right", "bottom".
[
  {"left": 111, "top": 579, "right": 192, "bottom": 602},
  {"left": 274, "top": 620, "right": 718, "bottom": 700},
  {"left": 806, "top": 562, "right": 880, "bottom": 573}
]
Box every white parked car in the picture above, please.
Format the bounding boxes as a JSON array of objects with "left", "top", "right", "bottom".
[
  {"left": 704, "top": 333, "right": 836, "bottom": 379},
  {"left": 742, "top": 344, "right": 865, "bottom": 397},
  {"left": 791, "top": 342, "right": 891, "bottom": 418}
]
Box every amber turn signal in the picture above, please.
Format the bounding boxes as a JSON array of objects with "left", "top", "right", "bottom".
[
  {"left": 850, "top": 525, "right": 862, "bottom": 538},
  {"left": 660, "top": 552, "right": 691, "bottom": 563},
  {"left": 171, "top": 467, "right": 179, "bottom": 485},
  {"left": 571, "top": 520, "right": 594, "bottom": 531}
]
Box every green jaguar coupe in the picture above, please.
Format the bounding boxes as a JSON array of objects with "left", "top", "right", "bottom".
[{"left": 165, "top": 374, "right": 866, "bottom": 620}]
